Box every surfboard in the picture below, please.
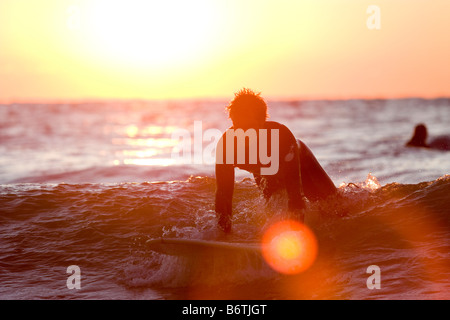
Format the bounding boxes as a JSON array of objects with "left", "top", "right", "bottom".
[{"left": 146, "top": 237, "right": 262, "bottom": 257}]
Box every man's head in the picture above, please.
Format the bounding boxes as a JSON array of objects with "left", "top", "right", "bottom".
[
  {"left": 226, "top": 88, "right": 268, "bottom": 129},
  {"left": 407, "top": 123, "right": 428, "bottom": 147}
]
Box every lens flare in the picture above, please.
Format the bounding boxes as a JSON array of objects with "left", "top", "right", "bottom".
[{"left": 262, "top": 220, "right": 318, "bottom": 275}]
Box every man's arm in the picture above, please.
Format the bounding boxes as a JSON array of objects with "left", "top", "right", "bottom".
[
  {"left": 215, "top": 163, "right": 234, "bottom": 233},
  {"left": 274, "top": 125, "right": 306, "bottom": 221},
  {"left": 283, "top": 143, "right": 306, "bottom": 221}
]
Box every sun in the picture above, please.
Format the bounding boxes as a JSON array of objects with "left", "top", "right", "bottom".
[{"left": 83, "top": 0, "right": 220, "bottom": 70}]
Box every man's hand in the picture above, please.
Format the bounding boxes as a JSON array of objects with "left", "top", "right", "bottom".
[
  {"left": 215, "top": 192, "right": 232, "bottom": 233},
  {"left": 218, "top": 212, "right": 232, "bottom": 233}
]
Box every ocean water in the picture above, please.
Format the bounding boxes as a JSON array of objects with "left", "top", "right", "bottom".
[{"left": 0, "top": 98, "right": 449, "bottom": 299}]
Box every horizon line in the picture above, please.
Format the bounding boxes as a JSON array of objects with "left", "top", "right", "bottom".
[{"left": 1, "top": 93, "right": 449, "bottom": 105}]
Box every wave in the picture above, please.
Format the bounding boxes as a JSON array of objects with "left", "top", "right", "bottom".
[
  {"left": 0, "top": 174, "right": 449, "bottom": 299},
  {"left": 8, "top": 164, "right": 214, "bottom": 184}
]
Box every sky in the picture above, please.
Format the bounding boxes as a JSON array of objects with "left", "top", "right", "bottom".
[{"left": 0, "top": 0, "right": 449, "bottom": 102}]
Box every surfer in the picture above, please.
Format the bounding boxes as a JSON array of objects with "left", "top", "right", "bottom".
[
  {"left": 215, "top": 88, "right": 337, "bottom": 233},
  {"left": 406, "top": 123, "right": 450, "bottom": 151}
]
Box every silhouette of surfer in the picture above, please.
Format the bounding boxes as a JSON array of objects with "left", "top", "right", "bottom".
[
  {"left": 215, "top": 89, "right": 337, "bottom": 233},
  {"left": 406, "top": 123, "right": 450, "bottom": 151}
]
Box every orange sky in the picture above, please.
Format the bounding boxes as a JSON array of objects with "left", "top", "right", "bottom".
[{"left": 0, "top": 0, "right": 449, "bottom": 102}]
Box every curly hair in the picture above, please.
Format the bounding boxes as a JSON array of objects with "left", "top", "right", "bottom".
[{"left": 226, "top": 88, "right": 269, "bottom": 123}]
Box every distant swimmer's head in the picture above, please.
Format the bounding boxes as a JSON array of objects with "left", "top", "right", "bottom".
[
  {"left": 226, "top": 88, "right": 268, "bottom": 130},
  {"left": 406, "top": 123, "right": 428, "bottom": 147}
]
